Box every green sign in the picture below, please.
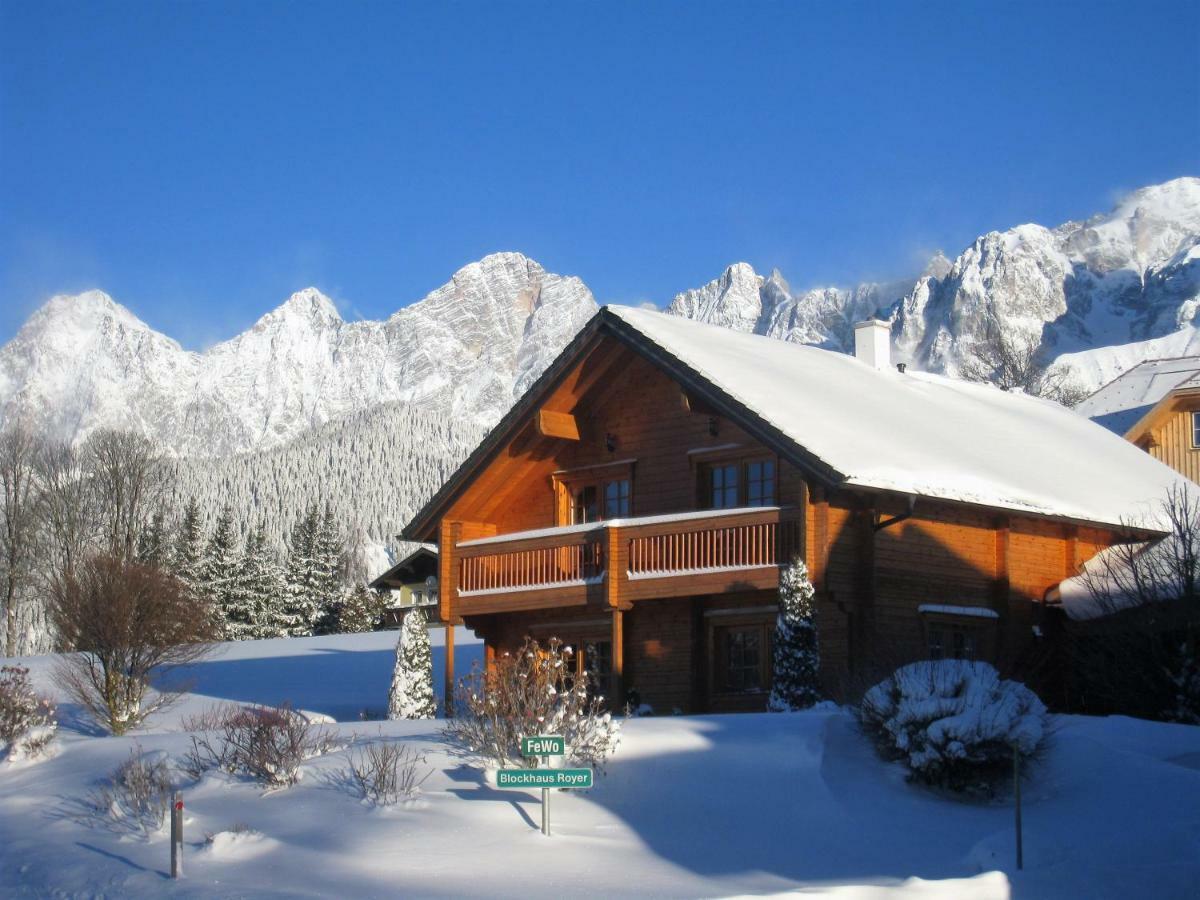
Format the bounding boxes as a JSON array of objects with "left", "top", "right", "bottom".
[
  {"left": 520, "top": 735, "right": 565, "bottom": 757},
  {"left": 497, "top": 768, "right": 593, "bottom": 790}
]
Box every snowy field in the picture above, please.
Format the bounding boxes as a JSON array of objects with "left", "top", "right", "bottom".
[{"left": 2, "top": 631, "right": 1200, "bottom": 899}]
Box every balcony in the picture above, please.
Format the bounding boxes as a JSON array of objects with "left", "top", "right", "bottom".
[{"left": 453, "top": 506, "right": 802, "bottom": 615}]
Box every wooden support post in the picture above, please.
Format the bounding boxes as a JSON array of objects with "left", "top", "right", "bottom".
[
  {"left": 611, "top": 607, "right": 624, "bottom": 708},
  {"left": 444, "top": 622, "right": 455, "bottom": 718}
]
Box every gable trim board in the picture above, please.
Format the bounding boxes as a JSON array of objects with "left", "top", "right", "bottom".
[{"left": 403, "top": 306, "right": 1188, "bottom": 542}]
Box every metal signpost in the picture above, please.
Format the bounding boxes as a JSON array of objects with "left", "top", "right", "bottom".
[{"left": 497, "top": 735, "right": 592, "bottom": 836}]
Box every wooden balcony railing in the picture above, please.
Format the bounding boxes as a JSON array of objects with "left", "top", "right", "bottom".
[
  {"left": 453, "top": 507, "right": 802, "bottom": 612},
  {"left": 459, "top": 540, "right": 604, "bottom": 595},
  {"left": 628, "top": 518, "right": 779, "bottom": 579}
]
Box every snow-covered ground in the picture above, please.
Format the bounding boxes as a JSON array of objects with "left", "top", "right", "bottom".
[{"left": 3, "top": 631, "right": 1199, "bottom": 898}]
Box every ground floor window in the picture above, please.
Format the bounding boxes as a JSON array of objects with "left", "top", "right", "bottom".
[
  {"left": 714, "top": 623, "right": 771, "bottom": 693},
  {"left": 920, "top": 608, "right": 998, "bottom": 662}
]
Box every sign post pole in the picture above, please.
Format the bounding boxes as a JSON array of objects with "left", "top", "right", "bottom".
[
  {"left": 541, "top": 753, "right": 550, "bottom": 836},
  {"left": 1013, "top": 744, "right": 1023, "bottom": 871}
]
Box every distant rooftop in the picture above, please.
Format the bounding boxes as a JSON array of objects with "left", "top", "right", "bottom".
[{"left": 1076, "top": 356, "right": 1200, "bottom": 436}]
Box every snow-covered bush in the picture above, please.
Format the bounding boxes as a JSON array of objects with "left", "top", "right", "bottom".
[
  {"left": 91, "top": 746, "right": 174, "bottom": 834},
  {"left": 861, "top": 660, "right": 1047, "bottom": 797},
  {"left": 768, "top": 558, "right": 822, "bottom": 711},
  {"left": 184, "top": 703, "right": 338, "bottom": 787},
  {"left": 446, "top": 637, "right": 620, "bottom": 771},
  {"left": 0, "top": 665, "right": 56, "bottom": 761},
  {"left": 388, "top": 607, "right": 436, "bottom": 719},
  {"left": 346, "top": 740, "right": 430, "bottom": 806}
]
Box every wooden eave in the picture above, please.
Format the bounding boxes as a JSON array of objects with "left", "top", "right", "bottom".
[{"left": 1124, "top": 385, "right": 1200, "bottom": 443}]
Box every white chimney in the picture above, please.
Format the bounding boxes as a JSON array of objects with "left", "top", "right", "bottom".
[{"left": 854, "top": 319, "right": 891, "bottom": 370}]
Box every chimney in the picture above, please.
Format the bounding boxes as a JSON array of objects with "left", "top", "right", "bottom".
[{"left": 854, "top": 319, "right": 891, "bottom": 370}]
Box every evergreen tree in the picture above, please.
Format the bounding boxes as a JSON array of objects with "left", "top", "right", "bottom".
[
  {"left": 228, "top": 522, "right": 287, "bottom": 640},
  {"left": 281, "top": 502, "right": 322, "bottom": 636},
  {"left": 768, "top": 558, "right": 822, "bottom": 711},
  {"left": 312, "top": 503, "right": 344, "bottom": 633},
  {"left": 388, "top": 606, "right": 436, "bottom": 719},
  {"left": 135, "top": 509, "right": 169, "bottom": 567},
  {"left": 199, "top": 505, "right": 240, "bottom": 637},
  {"left": 337, "top": 582, "right": 386, "bottom": 633},
  {"left": 172, "top": 497, "right": 205, "bottom": 587}
]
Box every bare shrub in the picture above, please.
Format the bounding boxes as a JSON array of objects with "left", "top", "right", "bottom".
[
  {"left": 90, "top": 746, "right": 174, "bottom": 834},
  {"left": 959, "top": 320, "right": 1088, "bottom": 407},
  {"left": 0, "top": 665, "right": 57, "bottom": 760},
  {"left": 346, "top": 740, "right": 430, "bottom": 805},
  {"left": 49, "top": 555, "right": 217, "bottom": 735},
  {"left": 446, "top": 636, "right": 620, "bottom": 771},
  {"left": 185, "top": 703, "right": 338, "bottom": 787},
  {"left": 1069, "top": 484, "right": 1200, "bottom": 721},
  {"left": 179, "top": 702, "right": 242, "bottom": 734}
]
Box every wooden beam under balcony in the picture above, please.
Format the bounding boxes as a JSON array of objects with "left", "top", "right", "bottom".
[{"left": 536, "top": 409, "right": 581, "bottom": 441}]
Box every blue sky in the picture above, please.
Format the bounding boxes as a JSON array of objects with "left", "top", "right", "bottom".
[{"left": 1, "top": 0, "right": 1197, "bottom": 348}]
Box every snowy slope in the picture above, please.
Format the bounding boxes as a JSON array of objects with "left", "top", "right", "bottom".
[
  {"left": 3, "top": 632, "right": 1199, "bottom": 899},
  {"left": 0, "top": 253, "right": 597, "bottom": 456},
  {"left": 668, "top": 178, "right": 1200, "bottom": 391}
]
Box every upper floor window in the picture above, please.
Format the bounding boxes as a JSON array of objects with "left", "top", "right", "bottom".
[
  {"left": 702, "top": 457, "right": 776, "bottom": 509},
  {"left": 556, "top": 463, "right": 634, "bottom": 525},
  {"left": 572, "top": 485, "right": 598, "bottom": 524},
  {"left": 709, "top": 464, "right": 739, "bottom": 509},
  {"left": 604, "top": 478, "right": 631, "bottom": 518},
  {"left": 1192, "top": 411, "right": 1200, "bottom": 449}
]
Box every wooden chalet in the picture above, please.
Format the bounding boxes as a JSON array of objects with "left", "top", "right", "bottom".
[
  {"left": 402, "top": 307, "right": 1189, "bottom": 713},
  {"left": 368, "top": 545, "right": 439, "bottom": 628},
  {"left": 1077, "top": 356, "right": 1200, "bottom": 483}
]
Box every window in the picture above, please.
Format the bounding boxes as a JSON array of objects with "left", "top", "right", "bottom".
[
  {"left": 572, "top": 485, "right": 598, "bottom": 524},
  {"left": 1192, "top": 411, "right": 1200, "bottom": 449},
  {"left": 715, "top": 625, "right": 769, "bottom": 693},
  {"left": 583, "top": 641, "right": 612, "bottom": 683},
  {"left": 746, "top": 459, "right": 775, "bottom": 506},
  {"left": 701, "top": 458, "right": 776, "bottom": 509},
  {"left": 604, "top": 479, "right": 630, "bottom": 519},
  {"left": 927, "top": 622, "right": 981, "bottom": 661},
  {"left": 709, "top": 464, "right": 739, "bottom": 509}
]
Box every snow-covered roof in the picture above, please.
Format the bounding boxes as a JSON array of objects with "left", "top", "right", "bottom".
[
  {"left": 1075, "top": 356, "right": 1200, "bottom": 436},
  {"left": 606, "top": 306, "right": 1192, "bottom": 531},
  {"left": 1056, "top": 541, "right": 1156, "bottom": 621}
]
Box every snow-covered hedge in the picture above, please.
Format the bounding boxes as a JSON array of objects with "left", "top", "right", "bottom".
[{"left": 861, "top": 660, "right": 1047, "bottom": 797}]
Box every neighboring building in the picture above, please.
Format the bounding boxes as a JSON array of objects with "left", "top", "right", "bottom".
[
  {"left": 1076, "top": 356, "right": 1200, "bottom": 482},
  {"left": 402, "top": 307, "right": 1187, "bottom": 712},
  {"left": 369, "top": 545, "right": 439, "bottom": 628}
]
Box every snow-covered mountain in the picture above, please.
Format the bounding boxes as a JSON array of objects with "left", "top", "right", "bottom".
[
  {"left": 0, "top": 252, "right": 597, "bottom": 456},
  {"left": 668, "top": 177, "right": 1200, "bottom": 392}
]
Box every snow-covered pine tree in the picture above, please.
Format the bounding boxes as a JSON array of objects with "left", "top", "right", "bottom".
[
  {"left": 337, "top": 582, "right": 385, "bottom": 633},
  {"left": 172, "top": 498, "right": 205, "bottom": 587},
  {"left": 387, "top": 606, "right": 436, "bottom": 719},
  {"left": 135, "top": 510, "right": 170, "bottom": 566},
  {"left": 281, "top": 502, "right": 322, "bottom": 636},
  {"left": 227, "top": 522, "right": 285, "bottom": 640},
  {"left": 767, "top": 557, "right": 822, "bottom": 711},
  {"left": 312, "top": 503, "right": 344, "bottom": 634},
  {"left": 199, "top": 505, "right": 240, "bottom": 637}
]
